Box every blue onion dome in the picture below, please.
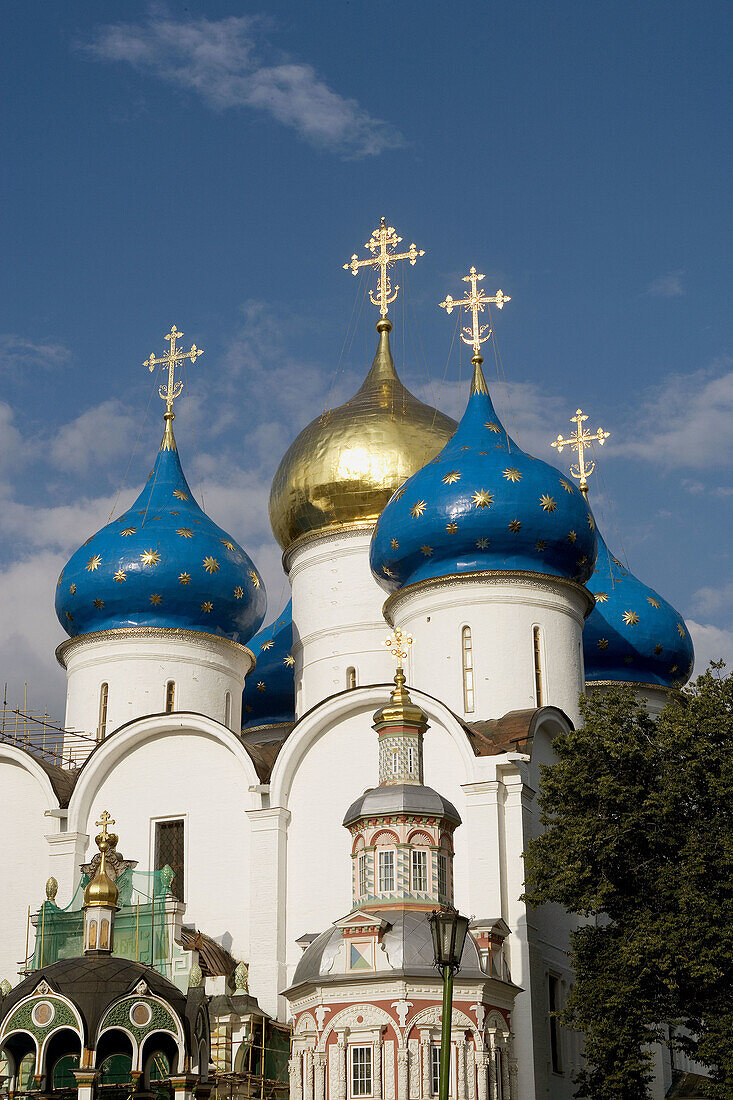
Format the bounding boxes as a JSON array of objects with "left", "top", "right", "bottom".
[
  {"left": 55, "top": 416, "right": 267, "bottom": 643},
  {"left": 370, "top": 362, "right": 598, "bottom": 592},
  {"left": 584, "top": 528, "right": 694, "bottom": 687},
  {"left": 242, "top": 601, "right": 295, "bottom": 729}
]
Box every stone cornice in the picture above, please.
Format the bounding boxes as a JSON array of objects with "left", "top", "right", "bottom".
[
  {"left": 56, "top": 627, "right": 254, "bottom": 668},
  {"left": 384, "top": 569, "right": 594, "bottom": 622},
  {"left": 283, "top": 522, "right": 374, "bottom": 573}
]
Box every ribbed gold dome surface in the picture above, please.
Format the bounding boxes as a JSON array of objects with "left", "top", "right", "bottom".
[{"left": 269, "top": 321, "right": 457, "bottom": 552}]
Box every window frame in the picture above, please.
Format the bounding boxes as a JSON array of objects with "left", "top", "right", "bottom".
[
  {"left": 461, "top": 626, "right": 475, "bottom": 713},
  {"left": 532, "top": 625, "right": 544, "bottom": 707},
  {"left": 437, "top": 852, "right": 448, "bottom": 898},
  {"left": 350, "top": 1045, "right": 373, "bottom": 1098},
  {"left": 358, "top": 852, "right": 368, "bottom": 897},
  {"left": 548, "top": 973, "right": 564, "bottom": 1074},
  {"left": 411, "top": 848, "right": 428, "bottom": 893},
  {"left": 378, "top": 849, "right": 395, "bottom": 893},
  {"left": 165, "top": 680, "right": 176, "bottom": 714},
  {"left": 98, "top": 682, "right": 109, "bottom": 740},
  {"left": 152, "top": 815, "right": 186, "bottom": 903}
]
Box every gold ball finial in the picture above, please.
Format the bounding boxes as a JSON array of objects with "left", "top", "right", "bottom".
[{"left": 83, "top": 810, "right": 120, "bottom": 909}]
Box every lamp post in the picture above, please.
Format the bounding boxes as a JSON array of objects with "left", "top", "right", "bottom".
[{"left": 429, "top": 908, "right": 470, "bottom": 1100}]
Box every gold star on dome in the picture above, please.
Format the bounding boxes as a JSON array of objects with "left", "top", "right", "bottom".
[
  {"left": 57, "top": 571, "right": 64, "bottom": 588},
  {"left": 261, "top": 640, "right": 275, "bottom": 651},
  {"left": 234, "top": 586, "right": 244, "bottom": 599},
  {"left": 535, "top": 540, "right": 547, "bottom": 551},
  {"left": 587, "top": 513, "right": 595, "bottom": 530},
  {"left": 472, "top": 490, "right": 494, "bottom": 508},
  {"left": 410, "top": 501, "right": 426, "bottom": 517},
  {"left": 623, "top": 611, "right": 640, "bottom": 626},
  {"left": 201, "top": 601, "right": 213, "bottom": 613},
  {"left": 567, "top": 531, "right": 577, "bottom": 544},
  {"left": 509, "top": 519, "right": 522, "bottom": 532},
  {"left": 141, "top": 550, "right": 161, "bottom": 566},
  {"left": 670, "top": 664, "right": 678, "bottom": 674},
  {"left": 476, "top": 537, "right": 489, "bottom": 548},
  {"left": 221, "top": 539, "right": 235, "bottom": 551},
  {"left": 203, "top": 557, "right": 220, "bottom": 574},
  {"left": 86, "top": 555, "right": 102, "bottom": 572},
  {"left": 420, "top": 545, "right": 434, "bottom": 556},
  {"left": 93, "top": 599, "right": 104, "bottom": 609},
  {"left": 647, "top": 597, "right": 660, "bottom": 608},
  {"left": 559, "top": 479, "right": 574, "bottom": 494},
  {"left": 624, "top": 655, "right": 634, "bottom": 665},
  {"left": 257, "top": 681, "right": 266, "bottom": 692},
  {"left": 179, "top": 572, "right": 191, "bottom": 585},
  {"left": 677, "top": 623, "right": 686, "bottom": 637},
  {"left": 170, "top": 511, "right": 180, "bottom": 516},
  {"left": 595, "top": 592, "right": 609, "bottom": 603},
  {"left": 597, "top": 639, "right": 609, "bottom": 649},
  {"left": 654, "top": 644, "right": 663, "bottom": 654},
  {"left": 442, "top": 471, "right": 461, "bottom": 484},
  {"left": 343, "top": 217, "right": 425, "bottom": 318},
  {"left": 66, "top": 612, "right": 73, "bottom": 622},
  {"left": 577, "top": 555, "right": 588, "bottom": 568},
  {"left": 150, "top": 593, "right": 162, "bottom": 606},
  {"left": 173, "top": 489, "right": 189, "bottom": 501},
  {"left": 177, "top": 528, "right": 194, "bottom": 538},
  {"left": 391, "top": 538, "right": 399, "bottom": 550},
  {"left": 540, "top": 494, "right": 557, "bottom": 512},
  {"left": 382, "top": 565, "right": 396, "bottom": 578},
  {"left": 485, "top": 422, "right": 501, "bottom": 433},
  {"left": 503, "top": 467, "right": 522, "bottom": 482},
  {"left": 69, "top": 583, "right": 77, "bottom": 594},
  {"left": 284, "top": 654, "right": 295, "bottom": 668},
  {"left": 392, "top": 487, "right": 406, "bottom": 502},
  {"left": 460, "top": 445, "right": 470, "bottom": 452},
  {"left": 249, "top": 570, "right": 260, "bottom": 588},
  {"left": 114, "top": 570, "right": 126, "bottom": 583},
  {"left": 446, "top": 522, "right": 458, "bottom": 533},
  {"left": 120, "top": 527, "right": 137, "bottom": 537}
]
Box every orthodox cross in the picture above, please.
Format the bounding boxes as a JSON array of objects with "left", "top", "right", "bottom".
[
  {"left": 439, "top": 267, "right": 511, "bottom": 361},
  {"left": 344, "top": 218, "right": 425, "bottom": 318},
  {"left": 144, "top": 326, "right": 204, "bottom": 415},
  {"left": 551, "top": 409, "right": 610, "bottom": 494},
  {"left": 96, "top": 810, "right": 114, "bottom": 836},
  {"left": 384, "top": 628, "right": 413, "bottom": 669}
]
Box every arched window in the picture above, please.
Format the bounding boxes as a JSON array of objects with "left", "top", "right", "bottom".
[
  {"left": 165, "top": 681, "right": 176, "bottom": 713},
  {"left": 224, "top": 691, "right": 232, "bottom": 729},
  {"left": 533, "top": 626, "right": 544, "bottom": 706},
  {"left": 461, "top": 626, "right": 474, "bottom": 713},
  {"left": 98, "top": 683, "right": 108, "bottom": 740},
  {"left": 346, "top": 666, "right": 357, "bottom": 690}
]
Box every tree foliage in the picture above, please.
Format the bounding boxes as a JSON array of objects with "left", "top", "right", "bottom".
[{"left": 523, "top": 664, "right": 733, "bottom": 1099}]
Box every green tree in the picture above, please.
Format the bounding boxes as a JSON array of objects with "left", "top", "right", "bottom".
[{"left": 523, "top": 665, "right": 733, "bottom": 1099}]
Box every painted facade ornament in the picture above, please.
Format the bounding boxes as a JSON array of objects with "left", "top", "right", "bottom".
[
  {"left": 470, "top": 1003, "right": 486, "bottom": 1031},
  {"left": 314, "top": 1004, "right": 330, "bottom": 1032},
  {"left": 0, "top": 979, "right": 12, "bottom": 996},
  {"left": 133, "top": 979, "right": 149, "bottom": 996},
  {"left": 188, "top": 963, "right": 203, "bottom": 988},
  {"left": 233, "top": 960, "right": 249, "bottom": 991},
  {"left": 391, "top": 999, "right": 413, "bottom": 1029}
]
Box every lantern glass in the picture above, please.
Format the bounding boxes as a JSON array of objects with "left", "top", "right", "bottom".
[{"left": 429, "top": 908, "right": 469, "bottom": 970}]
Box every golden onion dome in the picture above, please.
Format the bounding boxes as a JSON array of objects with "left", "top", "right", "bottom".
[
  {"left": 269, "top": 320, "right": 457, "bottom": 551},
  {"left": 83, "top": 816, "right": 120, "bottom": 908}
]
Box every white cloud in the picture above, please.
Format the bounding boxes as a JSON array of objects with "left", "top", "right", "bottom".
[
  {"left": 615, "top": 364, "right": 733, "bottom": 470},
  {"left": 691, "top": 582, "right": 733, "bottom": 619},
  {"left": 646, "top": 270, "right": 684, "bottom": 297},
  {"left": 687, "top": 619, "right": 733, "bottom": 677},
  {"left": 0, "top": 334, "right": 71, "bottom": 376},
  {"left": 85, "top": 14, "right": 403, "bottom": 158},
  {"left": 50, "top": 399, "right": 137, "bottom": 475}
]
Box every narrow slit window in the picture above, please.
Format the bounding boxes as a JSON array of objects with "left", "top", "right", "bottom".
[
  {"left": 358, "top": 853, "right": 368, "bottom": 897},
  {"left": 437, "top": 853, "right": 448, "bottom": 898},
  {"left": 346, "top": 666, "right": 357, "bottom": 690},
  {"left": 407, "top": 746, "right": 414, "bottom": 774},
  {"left": 165, "top": 680, "right": 176, "bottom": 714},
  {"left": 461, "top": 626, "right": 474, "bottom": 713},
  {"left": 548, "top": 974, "right": 563, "bottom": 1073},
  {"left": 224, "top": 691, "right": 232, "bottom": 729},
  {"left": 533, "top": 627, "right": 544, "bottom": 706},
  {"left": 98, "top": 683, "right": 108, "bottom": 740}
]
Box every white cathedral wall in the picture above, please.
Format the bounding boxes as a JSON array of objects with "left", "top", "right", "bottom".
[
  {"left": 0, "top": 753, "right": 56, "bottom": 984},
  {"left": 58, "top": 630, "right": 253, "bottom": 751},
  {"left": 286, "top": 531, "right": 397, "bottom": 714},
  {"left": 386, "top": 575, "right": 590, "bottom": 727},
  {"left": 586, "top": 680, "right": 670, "bottom": 718},
  {"left": 67, "top": 722, "right": 259, "bottom": 968}
]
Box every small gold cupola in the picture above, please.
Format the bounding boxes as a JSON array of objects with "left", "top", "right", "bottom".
[
  {"left": 83, "top": 811, "right": 119, "bottom": 954},
  {"left": 373, "top": 631, "right": 428, "bottom": 785}
]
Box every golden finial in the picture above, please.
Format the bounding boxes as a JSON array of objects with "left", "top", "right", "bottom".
[
  {"left": 144, "top": 325, "right": 204, "bottom": 449},
  {"left": 439, "top": 267, "right": 511, "bottom": 364},
  {"left": 344, "top": 218, "right": 425, "bottom": 318},
  {"left": 376, "top": 629, "right": 426, "bottom": 728},
  {"left": 384, "top": 627, "right": 413, "bottom": 668},
  {"left": 84, "top": 810, "right": 119, "bottom": 909},
  {"left": 551, "top": 409, "right": 610, "bottom": 494}
]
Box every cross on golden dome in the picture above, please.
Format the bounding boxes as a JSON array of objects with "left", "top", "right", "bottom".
[
  {"left": 344, "top": 218, "right": 425, "bottom": 318},
  {"left": 439, "top": 267, "right": 511, "bottom": 362},
  {"left": 551, "top": 409, "right": 610, "bottom": 494},
  {"left": 144, "top": 325, "right": 204, "bottom": 416},
  {"left": 384, "top": 627, "right": 413, "bottom": 667}
]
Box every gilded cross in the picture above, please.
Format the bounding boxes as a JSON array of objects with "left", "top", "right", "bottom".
[
  {"left": 439, "top": 267, "right": 511, "bottom": 360},
  {"left": 144, "top": 326, "right": 204, "bottom": 415},
  {"left": 384, "top": 628, "right": 413, "bottom": 667},
  {"left": 551, "top": 409, "right": 610, "bottom": 494},
  {"left": 344, "top": 218, "right": 425, "bottom": 317}
]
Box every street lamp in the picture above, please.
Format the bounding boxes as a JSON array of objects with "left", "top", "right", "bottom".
[{"left": 429, "top": 908, "right": 470, "bottom": 1100}]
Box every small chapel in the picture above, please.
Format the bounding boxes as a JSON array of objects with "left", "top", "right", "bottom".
[{"left": 0, "top": 219, "right": 701, "bottom": 1100}]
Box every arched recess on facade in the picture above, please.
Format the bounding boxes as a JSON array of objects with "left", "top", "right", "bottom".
[
  {"left": 140, "top": 1029, "right": 183, "bottom": 1081},
  {"left": 0, "top": 1032, "right": 37, "bottom": 1090},
  {"left": 41, "top": 1027, "right": 83, "bottom": 1089},
  {"left": 270, "top": 686, "right": 477, "bottom": 807},
  {"left": 95, "top": 1028, "right": 135, "bottom": 1084},
  {"left": 67, "top": 712, "right": 262, "bottom": 833},
  {"left": 318, "top": 1003, "right": 404, "bottom": 1053},
  {"left": 407, "top": 1005, "right": 475, "bottom": 1035}
]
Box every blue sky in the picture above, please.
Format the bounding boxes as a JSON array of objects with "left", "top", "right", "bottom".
[{"left": 1, "top": 1, "right": 731, "bottom": 719}]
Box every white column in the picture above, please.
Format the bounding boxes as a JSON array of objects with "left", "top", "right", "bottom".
[
  {"left": 304, "top": 1050, "right": 314, "bottom": 1100},
  {"left": 397, "top": 1049, "right": 409, "bottom": 1100},
  {"left": 461, "top": 781, "right": 504, "bottom": 922},
  {"left": 335, "top": 1035, "right": 347, "bottom": 1100},
  {"left": 373, "top": 1035, "right": 382, "bottom": 1100},
  {"left": 475, "top": 1054, "right": 489, "bottom": 1100},
  {"left": 506, "top": 1034, "right": 518, "bottom": 1100},
  {"left": 487, "top": 1035, "right": 497, "bottom": 1100},
  {"left": 314, "top": 1053, "right": 326, "bottom": 1100},
  {"left": 456, "top": 1039, "right": 467, "bottom": 1100},
  {"left": 419, "top": 1034, "right": 431, "bottom": 1100},
  {"left": 290, "top": 1053, "right": 303, "bottom": 1100},
  {"left": 45, "top": 832, "right": 89, "bottom": 906},
  {"left": 500, "top": 1047, "right": 509, "bottom": 1100},
  {"left": 246, "top": 807, "right": 291, "bottom": 1020},
  {"left": 169, "top": 1074, "right": 198, "bottom": 1100}
]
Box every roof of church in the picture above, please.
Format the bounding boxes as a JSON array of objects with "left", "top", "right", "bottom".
[
  {"left": 370, "top": 362, "right": 598, "bottom": 592},
  {"left": 180, "top": 927, "right": 236, "bottom": 977},
  {"left": 242, "top": 601, "right": 295, "bottom": 729},
  {"left": 0, "top": 957, "right": 187, "bottom": 1042},
  {"left": 55, "top": 425, "right": 266, "bottom": 645},
  {"left": 288, "top": 910, "right": 488, "bottom": 992},
  {"left": 465, "top": 705, "right": 572, "bottom": 756},
  {"left": 583, "top": 528, "right": 694, "bottom": 687},
  {"left": 342, "top": 782, "right": 461, "bottom": 827}
]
